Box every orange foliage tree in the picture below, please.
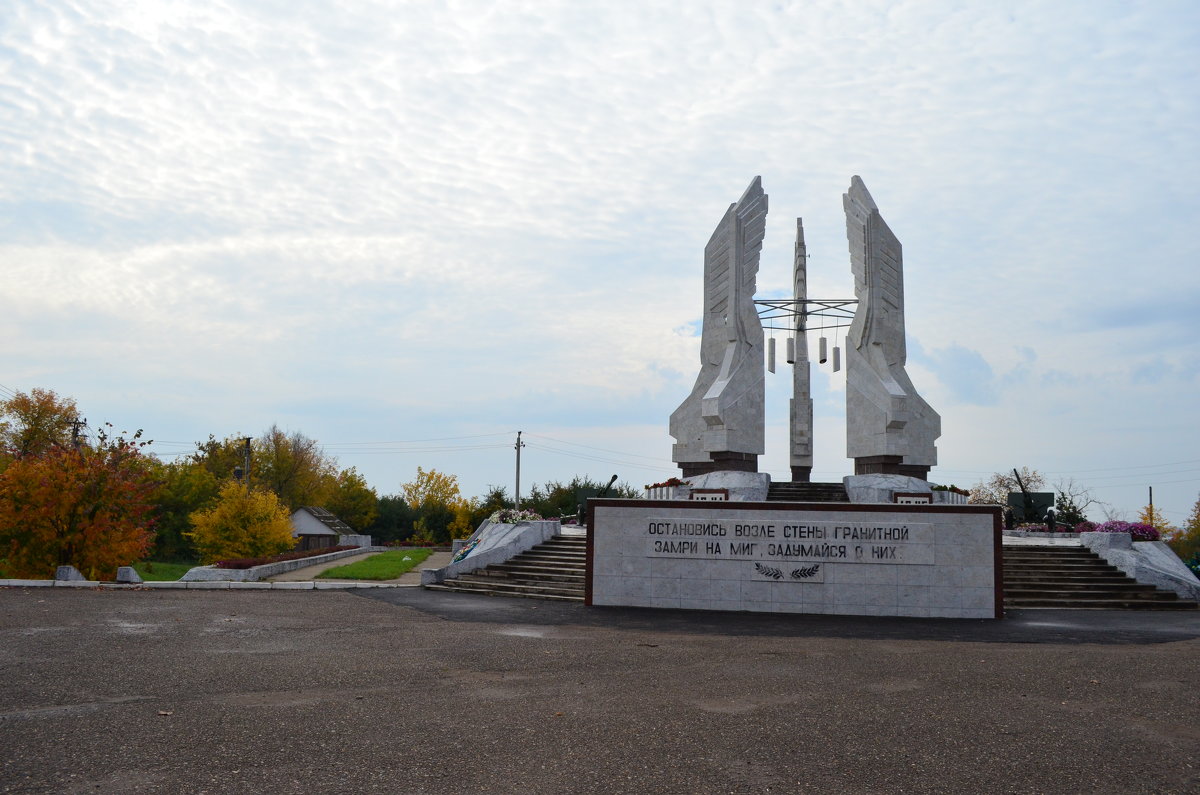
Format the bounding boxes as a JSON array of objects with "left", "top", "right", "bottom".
[
  {"left": 0, "top": 429, "right": 156, "bottom": 580},
  {"left": 0, "top": 388, "right": 80, "bottom": 458}
]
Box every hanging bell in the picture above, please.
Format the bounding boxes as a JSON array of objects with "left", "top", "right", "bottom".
[
  {"left": 767, "top": 337, "right": 776, "bottom": 373},
  {"left": 832, "top": 344, "right": 841, "bottom": 372},
  {"left": 785, "top": 336, "right": 796, "bottom": 364},
  {"left": 818, "top": 336, "right": 828, "bottom": 364}
]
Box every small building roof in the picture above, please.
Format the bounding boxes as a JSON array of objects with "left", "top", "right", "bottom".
[{"left": 290, "top": 506, "right": 355, "bottom": 537}]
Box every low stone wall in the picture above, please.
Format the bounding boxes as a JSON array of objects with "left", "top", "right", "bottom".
[
  {"left": 0, "top": 578, "right": 403, "bottom": 590},
  {"left": 1079, "top": 532, "right": 1200, "bottom": 601},
  {"left": 589, "top": 499, "right": 1002, "bottom": 619},
  {"left": 421, "top": 520, "right": 560, "bottom": 585},
  {"left": 179, "top": 546, "right": 387, "bottom": 582}
]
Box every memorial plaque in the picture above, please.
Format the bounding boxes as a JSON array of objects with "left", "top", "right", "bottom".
[{"left": 588, "top": 499, "right": 1002, "bottom": 619}]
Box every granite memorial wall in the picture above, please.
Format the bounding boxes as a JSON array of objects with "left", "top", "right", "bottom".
[{"left": 587, "top": 500, "right": 1002, "bottom": 618}]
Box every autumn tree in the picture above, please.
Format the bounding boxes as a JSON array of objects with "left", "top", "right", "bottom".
[
  {"left": 322, "top": 467, "right": 378, "bottom": 531},
  {"left": 968, "top": 467, "right": 1046, "bottom": 506},
  {"left": 448, "top": 497, "right": 480, "bottom": 540},
  {"left": 1167, "top": 494, "right": 1200, "bottom": 570},
  {"left": 189, "top": 434, "right": 253, "bottom": 482},
  {"left": 0, "top": 428, "right": 156, "bottom": 579},
  {"left": 254, "top": 425, "right": 337, "bottom": 510},
  {"left": 147, "top": 458, "right": 220, "bottom": 561},
  {"left": 186, "top": 481, "right": 295, "bottom": 564},
  {"left": 524, "top": 475, "right": 638, "bottom": 519},
  {"left": 402, "top": 467, "right": 462, "bottom": 543},
  {"left": 470, "top": 485, "right": 513, "bottom": 529},
  {"left": 0, "top": 388, "right": 80, "bottom": 458},
  {"left": 369, "top": 495, "right": 416, "bottom": 544},
  {"left": 1137, "top": 503, "right": 1173, "bottom": 536}
]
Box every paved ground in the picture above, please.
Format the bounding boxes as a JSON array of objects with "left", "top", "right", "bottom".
[
  {"left": 2, "top": 587, "right": 1198, "bottom": 794},
  {"left": 268, "top": 550, "right": 454, "bottom": 584}
]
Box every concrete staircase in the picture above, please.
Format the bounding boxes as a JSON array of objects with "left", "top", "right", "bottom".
[
  {"left": 424, "top": 535, "right": 586, "bottom": 602},
  {"left": 767, "top": 481, "right": 849, "bottom": 503},
  {"left": 1003, "top": 545, "right": 1197, "bottom": 609}
]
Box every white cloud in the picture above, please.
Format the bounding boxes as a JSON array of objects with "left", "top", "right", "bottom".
[{"left": 2, "top": 0, "right": 1198, "bottom": 517}]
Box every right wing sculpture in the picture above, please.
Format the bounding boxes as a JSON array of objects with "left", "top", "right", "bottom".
[{"left": 843, "top": 176, "right": 939, "bottom": 477}]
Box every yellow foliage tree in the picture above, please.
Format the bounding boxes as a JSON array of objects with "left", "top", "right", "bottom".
[
  {"left": 1137, "top": 503, "right": 1173, "bottom": 535},
  {"left": 402, "top": 466, "right": 462, "bottom": 508},
  {"left": 1165, "top": 494, "right": 1200, "bottom": 563},
  {"left": 447, "top": 497, "right": 479, "bottom": 540},
  {"left": 186, "top": 482, "right": 296, "bottom": 564},
  {"left": 401, "top": 467, "right": 462, "bottom": 543}
]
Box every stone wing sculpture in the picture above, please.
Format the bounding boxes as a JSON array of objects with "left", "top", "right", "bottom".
[
  {"left": 843, "top": 176, "right": 940, "bottom": 478},
  {"left": 670, "top": 177, "right": 767, "bottom": 477}
]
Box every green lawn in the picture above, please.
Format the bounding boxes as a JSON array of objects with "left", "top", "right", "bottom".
[
  {"left": 132, "top": 561, "right": 197, "bottom": 581},
  {"left": 317, "top": 548, "right": 434, "bottom": 580}
]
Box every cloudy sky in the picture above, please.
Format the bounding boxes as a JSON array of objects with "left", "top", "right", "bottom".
[{"left": 3, "top": 0, "right": 1198, "bottom": 523}]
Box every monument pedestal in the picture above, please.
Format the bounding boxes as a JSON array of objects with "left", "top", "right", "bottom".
[
  {"left": 679, "top": 451, "right": 758, "bottom": 478},
  {"left": 844, "top": 474, "right": 933, "bottom": 504},
  {"left": 853, "top": 455, "right": 931, "bottom": 481}
]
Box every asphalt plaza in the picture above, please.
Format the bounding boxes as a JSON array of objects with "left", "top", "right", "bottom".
[{"left": 2, "top": 587, "right": 1198, "bottom": 793}]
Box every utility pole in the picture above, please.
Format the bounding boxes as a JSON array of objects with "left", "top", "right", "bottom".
[
  {"left": 514, "top": 431, "right": 525, "bottom": 510},
  {"left": 1149, "top": 486, "right": 1153, "bottom": 517},
  {"left": 70, "top": 418, "right": 86, "bottom": 450},
  {"left": 242, "top": 438, "right": 252, "bottom": 490}
]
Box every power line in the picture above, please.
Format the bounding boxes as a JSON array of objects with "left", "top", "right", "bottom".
[
  {"left": 522, "top": 441, "right": 668, "bottom": 475},
  {"left": 523, "top": 433, "right": 674, "bottom": 465},
  {"left": 331, "top": 444, "right": 512, "bottom": 455},
  {"left": 323, "top": 432, "right": 518, "bottom": 446}
]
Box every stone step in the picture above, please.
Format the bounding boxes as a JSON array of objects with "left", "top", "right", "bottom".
[
  {"left": 1003, "top": 556, "right": 1118, "bottom": 565},
  {"left": 542, "top": 537, "right": 587, "bottom": 547},
  {"left": 453, "top": 576, "right": 585, "bottom": 594},
  {"left": 426, "top": 534, "right": 588, "bottom": 603},
  {"left": 1003, "top": 567, "right": 1124, "bottom": 576},
  {"left": 432, "top": 578, "right": 584, "bottom": 598},
  {"left": 506, "top": 554, "right": 585, "bottom": 566},
  {"left": 425, "top": 583, "right": 584, "bottom": 602},
  {"left": 473, "top": 567, "right": 585, "bottom": 583},
  {"left": 1004, "top": 566, "right": 1123, "bottom": 574},
  {"left": 766, "top": 482, "right": 850, "bottom": 503},
  {"left": 1004, "top": 584, "right": 1169, "bottom": 597},
  {"left": 1005, "top": 577, "right": 1140, "bottom": 587},
  {"left": 1006, "top": 597, "right": 1196, "bottom": 610},
  {"left": 1002, "top": 544, "right": 1197, "bottom": 610},
  {"left": 1003, "top": 581, "right": 1160, "bottom": 593}
]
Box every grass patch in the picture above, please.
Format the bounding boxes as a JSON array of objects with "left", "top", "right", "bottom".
[
  {"left": 317, "top": 548, "right": 434, "bottom": 580},
  {"left": 132, "top": 561, "right": 197, "bottom": 581}
]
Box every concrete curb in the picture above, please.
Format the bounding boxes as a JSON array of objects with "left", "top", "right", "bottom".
[
  {"left": 0, "top": 578, "right": 412, "bottom": 590},
  {"left": 180, "top": 545, "right": 389, "bottom": 582}
]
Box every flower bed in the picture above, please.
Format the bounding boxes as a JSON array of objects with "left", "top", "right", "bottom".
[
  {"left": 1089, "top": 520, "right": 1160, "bottom": 541},
  {"left": 215, "top": 545, "right": 357, "bottom": 570},
  {"left": 491, "top": 508, "right": 543, "bottom": 523}
]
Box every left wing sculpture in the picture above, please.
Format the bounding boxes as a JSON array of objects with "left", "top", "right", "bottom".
[{"left": 670, "top": 177, "right": 767, "bottom": 477}]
